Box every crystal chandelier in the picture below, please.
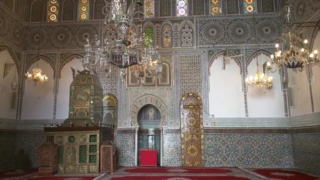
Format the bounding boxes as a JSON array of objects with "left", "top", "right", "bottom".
[
  {"left": 25, "top": 64, "right": 48, "bottom": 86},
  {"left": 129, "top": 45, "right": 162, "bottom": 82},
  {"left": 82, "top": 0, "right": 162, "bottom": 81},
  {"left": 267, "top": 5, "right": 319, "bottom": 71},
  {"left": 246, "top": 58, "right": 273, "bottom": 88}
]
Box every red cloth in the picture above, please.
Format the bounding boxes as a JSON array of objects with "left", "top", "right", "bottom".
[{"left": 140, "top": 149, "right": 157, "bottom": 166}]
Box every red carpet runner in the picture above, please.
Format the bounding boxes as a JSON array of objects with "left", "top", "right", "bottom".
[
  {"left": 27, "top": 176, "right": 96, "bottom": 180},
  {"left": 253, "top": 169, "right": 319, "bottom": 180},
  {"left": 110, "top": 176, "right": 250, "bottom": 180},
  {"left": 124, "top": 167, "right": 232, "bottom": 174}
]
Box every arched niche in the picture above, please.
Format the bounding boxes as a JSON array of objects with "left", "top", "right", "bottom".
[{"left": 130, "top": 94, "right": 167, "bottom": 127}]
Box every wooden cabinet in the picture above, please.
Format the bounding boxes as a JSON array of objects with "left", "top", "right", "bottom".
[
  {"left": 38, "top": 141, "right": 58, "bottom": 176},
  {"left": 100, "top": 141, "right": 117, "bottom": 173}
]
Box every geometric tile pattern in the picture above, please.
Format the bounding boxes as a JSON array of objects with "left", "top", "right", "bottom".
[
  {"left": 14, "top": 131, "right": 45, "bottom": 168},
  {"left": 292, "top": 133, "right": 320, "bottom": 176},
  {"left": 116, "top": 133, "right": 135, "bottom": 167},
  {"left": 179, "top": 55, "right": 202, "bottom": 96},
  {"left": 162, "top": 133, "right": 181, "bottom": 167},
  {"left": 0, "top": 131, "right": 16, "bottom": 170},
  {"left": 205, "top": 133, "right": 294, "bottom": 168}
]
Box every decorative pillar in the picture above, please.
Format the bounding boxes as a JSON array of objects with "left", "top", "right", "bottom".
[{"left": 134, "top": 127, "right": 139, "bottom": 166}]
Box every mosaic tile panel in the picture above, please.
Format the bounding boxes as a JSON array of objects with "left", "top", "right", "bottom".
[
  {"left": 204, "top": 133, "right": 294, "bottom": 168},
  {"left": 292, "top": 133, "right": 320, "bottom": 176},
  {"left": 0, "top": 131, "right": 16, "bottom": 170},
  {"left": 15, "top": 131, "right": 45, "bottom": 168},
  {"left": 162, "top": 133, "right": 181, "bottom": 167},
  {"left": 116, "top": 133, "right": 135, "bottom": 167},
  {"left": 179, "top": 55, "right": 202, "bottom": 96}
]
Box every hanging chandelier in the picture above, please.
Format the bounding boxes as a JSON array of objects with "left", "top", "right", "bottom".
[
  {"left": 82, "top": 0, "right": 162, "bottom": 81},
  {"left": 129, "top": 45, "right": 162, "bottom": 82},
  {"left": 267, "top": 5, "right": 319, "bottom": 72},
  {"left": 246, "top": 58, "right": 273, "bottom": 88},
  {"left": 25, "top": 64, "right": 48, "bottom": 86},
  {"left": 25, "top": 19, "right": 48, "bottom": 86}
]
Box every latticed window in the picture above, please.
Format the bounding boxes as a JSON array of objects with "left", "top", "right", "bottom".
[
  {"left": 210, "top": 0, "right": 222, "bottom": 15},
  {"left": 79, "top": 145, "right": 87, "bottom": 163},
  {"left": 94, "top": 0, "right": 105, "bottom": 19},
  {"left": 226, "top": 0, "right": 239, "bottom": 14},
  {"left": 47, "top": 0, "right": 59, "bottom": 22},
  {"left": 89, "top": 135, "right": 97, "bottom": 142},
  {"left": 58, "top": 146, "right": 64, "bottom": 164},
  {"left": 144, "top": 0, "right": 154, "bottom": 18},
  {"left": 62, "top": 0, "right": 75, "bottom": 21},
  {"left": 78, "top": 0, "right": 90, "bottom": 21},
  {"left": 162, "top": 25, "right": 172, "bottom": 48},
  {"left": 261, "top": 0, "right": 274, "bottom": 12},
  {"left": 46, "top": 136, "right": 54, "bottom": 142},
  {"left": 176, "top": 0, "right": 188, "bottom": 17},
  {"left": 244, "top": 0, "right": 256, "bottom": 14},
  {"left": 160, "top": 0, "right": 171, "bottom": 16},
  {"left": 31, "top": 1, "right": 44, "bottom": 22},
  {"left": 192, "top": 0, "right": 204, "bottom": 15}
]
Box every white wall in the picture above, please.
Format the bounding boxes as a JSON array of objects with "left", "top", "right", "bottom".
[
  {"left": 246, "top": 55, "right": 285, "bottom": 117},
  {"left": 288, "top": 68, "right": 311, "bottom": 117},
  {"left": 55, "top": 59, "right": 83, "bottom": 119},
  {"left": 312, "top": 31, "right": 320, "bottom": 113},
  {"left": 209, "top": 56, "right": 245, "bottom": 117},
  {"left": 0, "top": 50, "right": 18, "bottom": 119},
  {"left": 21, "top": 60, "right": 54, "bottom": 119}
]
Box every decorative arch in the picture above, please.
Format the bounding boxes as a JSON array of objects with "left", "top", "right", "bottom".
[
  {"left": 130, "top": 94, "right": 167, "bottom": 127},
  {"left": 0, "top": 46, "right": 21, "bottom": 74},
  {"left": 208, "top": 50, "right": 242, "bottom": 75},
  {"left": 58, "top": 54, "right": 83, "bottom": 78},
  {"left": 246, "top": 49, "right": 272, "bottom": 73},
  {"left": 25, "top": 55, "right": 55, "bottom": 77}
]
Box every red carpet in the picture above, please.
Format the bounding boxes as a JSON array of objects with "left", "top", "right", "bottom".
[
  {"left": 0, "top": 168, "right": 38, "bottom": 179},
  {"left": 110, "top": 176, "right": 250, "bottom": 180},
  {"left": 27, "top": 176, "right": 96, "bottom": 180},
  {"left": 253, "top": 169, "right": 319, "bottom": 180},
  {"left": 124, "top": 167, "right": 232, "bottom": 174}
]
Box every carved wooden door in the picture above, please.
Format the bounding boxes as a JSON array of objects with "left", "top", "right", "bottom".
[{"left": 181, "top": 93, "right": 204, "bottom": 167}]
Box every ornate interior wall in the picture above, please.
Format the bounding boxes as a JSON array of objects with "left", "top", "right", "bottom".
[{"left": 0, "top": 0, "right": 320, "bottom": 176}]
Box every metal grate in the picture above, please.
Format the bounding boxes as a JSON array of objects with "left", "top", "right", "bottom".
[
  {"left": 58, "top": 146, "right": 64, "bottom": 164},
  {"left": 89, "top": 155, "right": 97, "bottom": 163},
  {"left": 89, "top": 145, "right": 97, "bottom": 153},
  {"left": 79, "top": 145, "right": 87, "bottom": 163},
  {"left": 89, "top": 135, "right": 97, "bottom": 142},
  {"left": 47, "top": 136, "right": 54, "bottom": 142}
]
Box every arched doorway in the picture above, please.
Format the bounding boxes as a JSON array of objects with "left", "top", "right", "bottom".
[
  {"left": 180, "top": 93, "right": 204, "bottom": 167},
  {"left": 103, "top": 94, "right": 118, "bottom": 143},
  {"left": 137, "top": 104, "right": 161, "bottom": 166}
]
